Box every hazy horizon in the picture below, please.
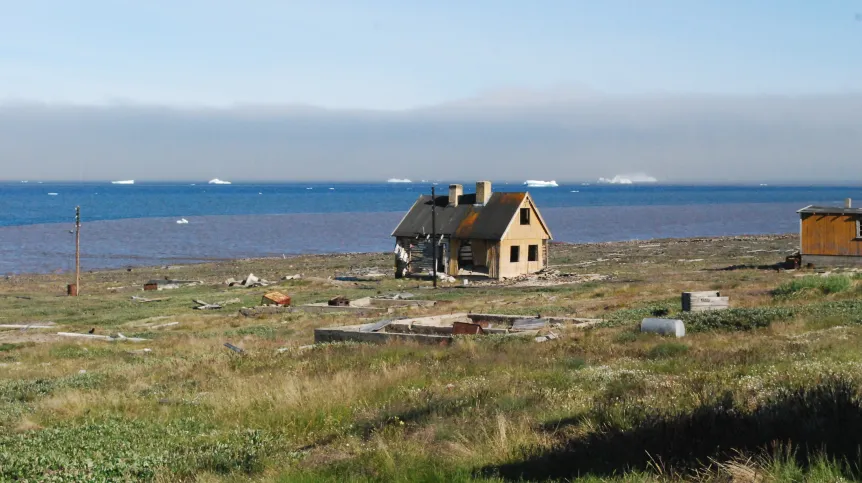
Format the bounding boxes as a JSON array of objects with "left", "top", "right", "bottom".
[
  {"left": 3, "top": 2, "right": 862, "bottom": 183},
  {"left": 2, "top": 92, "right": 862, "bottom": 183}
]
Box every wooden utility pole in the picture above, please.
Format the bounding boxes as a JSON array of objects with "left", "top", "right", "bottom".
[
  {"left": 430, "top": 187, "right": 437, "bottom": 288},
  {"left": 74, "top": 206, "right": 80, "bottom": 296}
]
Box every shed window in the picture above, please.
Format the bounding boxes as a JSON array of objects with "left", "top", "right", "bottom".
[
  {"left": 510, "top": 245, "right": 520, "bottom": 263},
  {"left": 528, "top": 245, "right": 538, "bottom": 262},
  {"left": 520, "top": 208, "right": 530, "bottom": 225},
  {"left": 857, "top": 219, "right": 862, "bottom": 239}
]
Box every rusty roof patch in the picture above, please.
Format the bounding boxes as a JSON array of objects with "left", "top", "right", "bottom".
[
  {"left": 497, "top": 192, "right": 526, "bottom": 205},
  {"left": 454, "top": 209, "right": 480, "bottom": 238},
  {"left": 393, "top": 191, "right": 535, "bottom": 240}
]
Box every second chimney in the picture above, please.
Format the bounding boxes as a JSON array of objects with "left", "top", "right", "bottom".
[
  {"left": 846, "top": 198, "right": 853, "bottom": 209},
  {"left": 449, "top": 184, "right": 463, "bottom": 207},
  {"left": 476, "top": 181, "right": 491, "bottom": 205}
]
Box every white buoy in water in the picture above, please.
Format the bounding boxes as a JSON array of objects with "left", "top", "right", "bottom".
[{"left": 640, "top": 318, "right": 685, "bottom": 338}]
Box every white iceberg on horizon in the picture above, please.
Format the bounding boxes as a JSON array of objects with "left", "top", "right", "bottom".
[
  {"left": 176, "top": 218, "right": 189, "bottom": 224},
  {"left": 208, "top": 178, "right": 231, "bottom": 185},
  {"left": 387, "top": 178, "right": 412, "bottom": 183},
  {"left": 524, "top": 180, "right": 559, "bottom": 188},
  {"left": 597, "top": 174, "right": 658, "bottom": 185},
  {"left": 111, "top": 180, "right": 134, "bottom": 185}
]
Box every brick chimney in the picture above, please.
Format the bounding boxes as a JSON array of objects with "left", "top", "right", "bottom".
[
  {"left": 476, "top": 181, "right": 491, "bottom": 205},
  {"left": 449, "top": 184, "right": 463, "bottom": 207}
]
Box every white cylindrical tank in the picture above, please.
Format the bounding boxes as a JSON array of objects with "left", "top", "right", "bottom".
[{"left": 640, "top": 318, "right": 685, "bottom": 338}]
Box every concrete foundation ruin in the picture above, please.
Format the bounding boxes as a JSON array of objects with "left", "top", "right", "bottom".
[{"left": 314, "top": 313, "right": 600, "bottom": 345}]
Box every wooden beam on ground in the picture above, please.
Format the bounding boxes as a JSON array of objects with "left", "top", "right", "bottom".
[
  {"left": 56, "top": 332, "right": 149, "bottom": 342},
  {"left": 131, "top": 296, "right": 171, "bottom": 303},
  {"left": 224, "top": 342, "right": 245, "bottom": 354}
]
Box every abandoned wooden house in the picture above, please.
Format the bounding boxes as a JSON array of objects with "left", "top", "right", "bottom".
[
  {"left": 798, "top": 198, "right": 862, "bottom": 267},
  {"left": 391, "top": 181, "right": 552, "bottom": 279}
]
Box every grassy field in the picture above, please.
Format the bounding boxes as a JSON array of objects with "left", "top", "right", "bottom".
[{"left": 3, "top": 234, "right": 862, "bottom": 481}]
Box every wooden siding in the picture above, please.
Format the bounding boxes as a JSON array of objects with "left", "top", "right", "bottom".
[
  {"left": 801, "top": 213, "right": 862, "bottom": 256},
  {"left": 498, "top": 239, "right": 545, "bottom": 278},
  {"left": 497, "top": 197, "right": 550, "bottom": 278},
  {"left": 447, "top": 239, "right": 461, "bottom": 276},
  {"left": 488, "top": 244, "right": 499, "bottom": 279},
  {"left": 402, "top": 238, "right": 449, "bottom": 274},
  {"left": 447, "top": 238, "right": 494, "bottom": 276}
]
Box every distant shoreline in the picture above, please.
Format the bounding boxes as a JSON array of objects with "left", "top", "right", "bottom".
[{"left": 2, "top": 233, "right": 798, "bottom": 278}]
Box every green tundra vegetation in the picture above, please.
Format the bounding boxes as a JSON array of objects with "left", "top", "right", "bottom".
[{"left": 2, "top": 234, "right": 862, "bottom": 482}]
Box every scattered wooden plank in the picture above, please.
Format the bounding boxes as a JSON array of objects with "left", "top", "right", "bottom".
[
  {"left": 360, "top": 319, "right": 394, "bottom": 333},
  {"left": 193, "top": 300, "right": 222, "bottom": 310},
  {"left": 0, "top": 324, "right": 55, "bottom": 329},
  {"left": 240, "top": 306, "right": 291, "bottom": 317},
  {"left": 535, "top": 332, "right": 559, "bottom": 343},
  {"left": 195, "top": 304, "right": 222, "bottom": 310},
  {"left": 57, "top": 332, "right": 149, "bottom": 342},
  {"left": 149, "top": 322, "right": 179, "bottom": 329},
  {"left": 131, "top": 296, "right": 171, "bottom": 303},
  {"left": 224, "top": 342, "right": 245, "bottom": 354}
]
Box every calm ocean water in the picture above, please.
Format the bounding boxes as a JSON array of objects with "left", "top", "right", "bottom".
[{"left": 1, "top": 182, "right": 860, "bottom": 274}]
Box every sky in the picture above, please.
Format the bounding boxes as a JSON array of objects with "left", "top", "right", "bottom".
[
  {"left": 1, "top": 1, "right": 861, "bottom": 182},
  {"left": 2, "top": 0, "right": 861, "bottom": 109}
]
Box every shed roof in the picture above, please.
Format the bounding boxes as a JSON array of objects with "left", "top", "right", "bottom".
[
  {"left": 798, "top": 205, "right": 862, "bottom": 215},
  {"left": 392, "top": 192, "right": 528, "bottom": 240}
]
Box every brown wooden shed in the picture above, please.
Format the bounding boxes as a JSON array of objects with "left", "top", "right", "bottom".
[{"left": 798, "top": 200, "right": 862, "bottom": 267}]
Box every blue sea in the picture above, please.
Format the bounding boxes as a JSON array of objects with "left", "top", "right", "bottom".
[{"left": 1, "top": 181, "right": 860, "bottom": 274}]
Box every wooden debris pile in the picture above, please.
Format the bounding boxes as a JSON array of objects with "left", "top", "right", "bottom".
[{"left": 226, "top": 273, "right": 273, "bottom": 288}]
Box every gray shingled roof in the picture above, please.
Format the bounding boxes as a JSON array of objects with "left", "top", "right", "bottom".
[
  {"left": 798, "top": 205, "right": 862, "bottom": 215},
  {"left": 391, "top": 192, "right": 528, "bottom": 240}
]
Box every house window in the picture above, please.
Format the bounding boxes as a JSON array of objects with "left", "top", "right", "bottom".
[
  {"left": 857, "top": 218, "right": 862, "bottom": 239},
  {"left": 520, "top": 208, "right": 530, "bottom": 225},
  {"left": 528, "top": 244, "right": 538, "bottom": 262},
  {"left": 510, "top": 245, "right": 520, "bottom": 263}
]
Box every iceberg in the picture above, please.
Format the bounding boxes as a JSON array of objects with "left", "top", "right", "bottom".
[
  {"left": 387, "top": 178, "right": 412, "bottom": 183},
  {"left": 208, "top": 178, "right": 231, "bottom": 185},
  {"left": 524, "top": 180, "right": 559, "bottom": 188},
  {"left": 597, "top": 174, "right": 658, "bottom": 185},
  {"left": 598, "top": 177, "right": 633, "bottom": 185},
  {"left": 111, "top": 180, "right": 134, "bottom": 185},
  {"left": 176, "top": 218, "right": 189, "bottom": 224}
]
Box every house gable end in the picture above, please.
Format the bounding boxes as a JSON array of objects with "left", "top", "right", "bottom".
[{"left": 500, "top": 194, "right": 552, "bottom": 241}]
